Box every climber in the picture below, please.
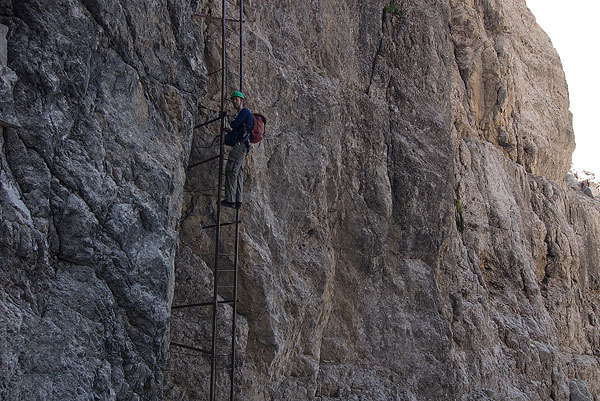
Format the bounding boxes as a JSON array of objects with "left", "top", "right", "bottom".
[{"left": 221, "top": 90, "right": 253, "bottom": 209}]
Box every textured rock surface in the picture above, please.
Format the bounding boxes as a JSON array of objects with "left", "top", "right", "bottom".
[
  {"left": 0, "top": 23, "right": 20, "bottom": 128},
  {"left": 1, "top": 0, "right": 202, "bottom": 399},
  {"left": 449, "top": 0, "right": 574, "bottom": 183},
  {"left": 1, "top": 1, "right": 599, "bottom": 401}
]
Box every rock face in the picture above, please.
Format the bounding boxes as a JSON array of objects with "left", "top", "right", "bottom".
[
  {"left": 0, "top": 0, "right": 202, "bottom": 399},
  {"left": 0, "top": 23, "right": 20, "bottom": 129},
  {"left": 1, "top": 1, "right": 599, "bottom": 401}
]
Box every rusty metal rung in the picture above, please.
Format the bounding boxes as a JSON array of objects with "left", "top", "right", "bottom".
[
  {"left": 224, "top": 11, "right": 239, "bottom": 20},
  {"left": 188, "top": 154, "right": 222, "bottom": 169},
  {"left": 170, "top": 342, "right": 212, "bottom": 355},
  {"left": 198, "top": 105, "right": 222, "bottom": 114},
  {"left": 194, "top": 135, "right": 222, "bottom": 150},
  {"left": 192, "top": 13, "right": 243, "bottom": 23},
  {"left": 225, "top": 40, "right": 240, "bottom": 49},
  {"left": 224, "top": 61, "right": 239, "bottom": 71},
  {"left": 208, "top": 68, "right": 223, "bottom": 76},
  {"left": 195, "top": 114, "right": 225, "bottom": 129},
  {"left": 172, "top": 300, "right": 235, "bottom": 309},
  {"left": 225, "top": 57, "right": 241, "bottom": 70},
  {"left": 225, "top": 24, "right": 241, "bottom": 35},
  {"left": 195, "top": 143, "right": 218, "bottom": 150},
  {"left": 193, "top": 186, "right": 222, "bottom": 193},
  {"left": 202, "top": 221, "right": 241, "bottom": 229}
]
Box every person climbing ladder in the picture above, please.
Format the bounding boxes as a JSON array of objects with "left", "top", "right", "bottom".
[{"left": 222, "top": 90, "right": 253, "bottom": 209}]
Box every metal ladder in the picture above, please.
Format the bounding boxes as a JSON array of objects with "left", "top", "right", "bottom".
[{"left": 170, "top": 0, "right": 245, "bottom": 400}]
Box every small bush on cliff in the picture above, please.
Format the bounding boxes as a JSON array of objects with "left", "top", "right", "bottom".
[{"left": 384, "top": 3, "right": 403, "bottom": 18}]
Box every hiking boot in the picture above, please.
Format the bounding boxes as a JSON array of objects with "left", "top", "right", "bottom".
[{"left": 220, "top": 200, "right": 236, "bottom": 208}]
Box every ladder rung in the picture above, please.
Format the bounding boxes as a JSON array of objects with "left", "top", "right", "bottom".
[
  {"left": 194, "top": 134, "right": 220, "bottom": 148},
  {"left": 224, "top": 10, "right": 238, "bottom": 20},
  {"left": 225, "top": 53, "right": 240, "bottom": 64},
  {"left": 225, "top": 17, "right": 244, "bottom": 24},
  {"left": 188, "top": 154, "right": 222, "bottom": 169},
  {"left": 194, "top": 139, "right": 218, "bottom": 149},
  {"left": 192, "top": 13, "right": 216, "bottom": 19},
  {"left": 224, "top": 30, "right": 240, "bottom": 40},
  {"left": 172, "top": 299, "right": 236, "bottom": 309},
  {"left": 194, "top": 116, "right": 221, "bottom": 128},
  {"left": 194, "top": 186, "right": 221, "bottom": 193},
  {"left": 170, "top": 342, "right": 212, "bottom": 355},
  {"left": 218, "top": 253, "right": 235, "bottom": 256},
  {"left": 198, "top": 105, "right": 222, "bottom": 115},
  {"left": 218, "top": 285, "right": 235, "bottom": 288},
  {"left": 207, "top": 68, "right": 223, "bottom": 76},
  {"left": 218, "top": 269, "right": 236, "bottom": 272},
  {"left": 194, "top": 144, "right": 219, "bottom": 151},
  {"left": 192, "top": 13, "right": 243, "bottom": 24},
  {"left": 225, "top": 40, "right": 240, "bottom": 49},
  {"left": 226, "top": 67, "right": 242, "bottom": 77},
  {"left": 194, "top": 114, "right": 224, "bottom": 128},
  {"left": 203, "top": 221, "right": 241, "bottom": 229}
]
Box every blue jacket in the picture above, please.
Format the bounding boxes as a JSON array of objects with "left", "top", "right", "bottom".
[{"left": 231, "top": 108, "right": 253, "bottom": 141}]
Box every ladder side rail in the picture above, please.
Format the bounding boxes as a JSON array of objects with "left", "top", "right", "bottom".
[
  {"left": 229, "top": 207, "right": 241, "bottom": 400},
  {"left": 209, "top": 1, "right": 228, "bottom": 400},
  {"left": 231, "top": 3, "right": 244, "bottom": 399},
  {"left": 229, "top": 6, "right": 244, "bottom": 400},
  {"left": 239, "top": 0, "right": 243, "bottom": 92}
]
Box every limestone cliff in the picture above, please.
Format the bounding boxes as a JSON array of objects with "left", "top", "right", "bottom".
[{"left": 1, "top": 0, "right": 599, "bottom": 401}]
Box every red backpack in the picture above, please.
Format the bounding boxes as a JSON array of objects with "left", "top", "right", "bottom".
[{"left": 250, "top": 113, "right": 266, "bottom": 144}]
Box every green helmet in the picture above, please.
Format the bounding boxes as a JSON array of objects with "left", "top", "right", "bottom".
[{"left": 230, "top": 90, "right": 245, "bottom": 100}]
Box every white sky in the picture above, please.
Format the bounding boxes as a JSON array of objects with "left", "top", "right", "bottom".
[{"left": 526, "top": 0, "right": 600, "bottom": 176}]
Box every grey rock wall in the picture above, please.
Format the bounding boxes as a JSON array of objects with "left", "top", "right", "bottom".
[
  {"left": 1, "top": 0, "right": 599, "bottom": 400},
  {"left": 446, "top": 1, "right": 599, "bottom": 399},
  {"left": 0, "top": 23, "right": 20, "bottom": 129},
  {"left": 1, "top": 0, "right": 202, "bottom": 399}
]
